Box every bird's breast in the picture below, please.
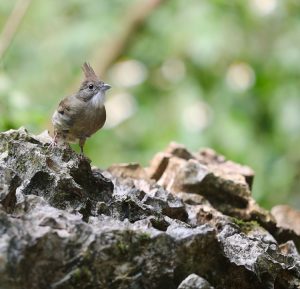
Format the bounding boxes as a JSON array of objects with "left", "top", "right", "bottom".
[{"left": 72, "top": 105, "right": 106, "bottom": 138}]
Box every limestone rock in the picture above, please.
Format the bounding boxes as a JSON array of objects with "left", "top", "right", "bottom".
[
  {"left": 146, "top": 152, "right": 172, "bottom": 181},
  {"left": 271, "top": 205, "right": 300, "bottom": 235},
  {"left": 177, "top": 274, "right": 214, "bottom": 289},
  {"left": 0, "top": 128, "right": 299, "bottom": 289},
  {"left": 165, "top": 142, "right": 195, "bottom": 160},
  {"left": 0, "top": 127, "right": 113, "bottom": 219},
  {"left": 108, "top": 162, "right": 150, "bottom": 180}
]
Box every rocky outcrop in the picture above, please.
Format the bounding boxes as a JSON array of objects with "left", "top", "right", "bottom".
[{"left": 0, "top": 128, "right": 299, "bottom": 289}]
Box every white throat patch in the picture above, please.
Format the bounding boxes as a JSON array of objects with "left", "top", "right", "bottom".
[{"left": 90, "top": 91, "right": 105, "bottom": 107}]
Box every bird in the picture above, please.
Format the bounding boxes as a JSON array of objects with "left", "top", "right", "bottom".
[{"left": 51, "top": 62, "right": 111, "bottom": 156}]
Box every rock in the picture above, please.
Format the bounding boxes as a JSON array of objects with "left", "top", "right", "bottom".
[
  {"left": 0, "top": 166, "right": 21, "bottom": 212},
  {"left": 165, "top": 142, "right": 195, "bottom": 160},
  {"left": 158, "top": 151, "right": 252, "bottom": 214},
  {"left": 0, "top": 128, "right": 300, "bottom": 289},
  {"left": 108, "top": 162, "right": 149, "bottom": 180},
  {"left": 279, "top": 240, "right": 300, "bottom": 258},
  {"left": 146, "top": 152, "right": 172, "bottom": 181},
  {"left": 177, "top": 274, "right": 214, "bottom": 289},
  {"left": 196, "top": 148, "right": 226, "bottom": 164},
  {"left": 270, "top": 205, "right": 300, "bottom": 250},
  {"left": 157, "top": 156, "right": 187, "bottom": 191},
  {"left": 175, "top": 192, "right": 204, "bottom": 203},
  {"left": 271, "top": 205, "right": 300, "bottom": 235},
  {"left": 143, "top": 187, "right": 188, "bottom": 222},
  {"left": 155, "top": 143, "right": 276, "bottom": 232},
  {"left": 0, "top": 127, "right": 113, "bottom": 220},
  {"left": 197, "top": 148, "right": 254, "bottom": 188}
]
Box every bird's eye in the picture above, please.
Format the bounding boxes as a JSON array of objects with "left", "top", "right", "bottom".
[{"left": 88, "top": 84, "right": 94, "bottom": 90}]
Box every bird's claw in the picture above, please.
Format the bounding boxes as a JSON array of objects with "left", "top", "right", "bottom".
[{"left": 47, "top": 138, "right": 57, "bottom": 152}]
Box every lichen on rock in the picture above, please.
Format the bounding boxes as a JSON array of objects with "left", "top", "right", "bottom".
[{"left": 0, "top": 128, "right": 299, "bottom": 289}]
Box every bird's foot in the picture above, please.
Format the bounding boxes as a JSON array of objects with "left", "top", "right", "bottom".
[
  {"left": 78, "top": 147, "right": 91, "bottom": 162},
  {"left": 78, "top": 138, "right": 87, "bottom": 159},
  {"left": 47, "top": 137, "right": 58, "bottom": 152}
]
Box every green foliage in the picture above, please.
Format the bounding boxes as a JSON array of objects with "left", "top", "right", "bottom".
[{"left": 1, "top": 0, "right": 300, "bottom": 209}]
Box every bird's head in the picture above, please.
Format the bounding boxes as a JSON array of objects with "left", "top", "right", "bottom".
[{"left": 78, "top": 62, "right": 111, "bottom": 102}]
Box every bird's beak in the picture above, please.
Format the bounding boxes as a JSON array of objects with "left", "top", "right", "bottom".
[{"left": 102, "top": 83, "right": 111, "bottom": 91}]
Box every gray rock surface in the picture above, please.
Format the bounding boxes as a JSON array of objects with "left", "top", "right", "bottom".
[
  {"left": 177, "top": 274, "right": 214, "bottom": 289},
  {"left": 0, "top": 128, "right": 299, "bottom": 289},
  {"left": 271, "top": 205, "right": 300, "bottom": 235}
]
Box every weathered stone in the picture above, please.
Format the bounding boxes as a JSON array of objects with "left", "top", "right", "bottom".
[
  {"left": 164, "top": 142, "right": 195, "bottom": 160},
  {"left": 197, "top": 148, "right": 254, "bottom": 188},
  {"left": 108, "top": 176, "right": 188, "bottom": 223},
  {"left": 143, "top": 187, "right": 188, "bottom": 222},
  {"left": 0, "top": 128, "right": 113, "bottom": 219},
  {"left": 279, "top": 240, "right": 300, "bottom": 258},
  {"left": 146, "top": 152, "right": 171, "bottom": 180},
  {"left": 0, "top": 166, "right": 21, "bottom": 212},
  {"left": 0, "top": 129, "right": 299, "bottom": 289},
  {"left": 271, "top": 205, "right": 300, "bottom": 235},
  {"left": 177, "top": 274, "right": 214, "bottom": 289},
  {"left": 154, "top": 145, "right": 273, "bottom": 232},
  {"left": 158, "top": 156, "right": 252, "bottom": 214},
  {"left": 157, "top": 156, "right": 186, "bottom": 191},
  {"left": 197, "top": 148, "right": 226, "bottom": 164},
  {"left": 108, "top": 162, "right": 149, "bottom": 180}
]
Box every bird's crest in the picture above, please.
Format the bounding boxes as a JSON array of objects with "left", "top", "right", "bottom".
[{"left": 82, "top": 62, "right": 98, "bottom": 81}]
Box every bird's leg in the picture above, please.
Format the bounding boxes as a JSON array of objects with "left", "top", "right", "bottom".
[
  {"left": 79, "top": 138, "right": 86, "bottom": 157},
  {"left": 53, "top": 131, "right": 58, "bottom": 145},
  {"left": 47, "top": 131, "right": 58, "bottom": 151}
]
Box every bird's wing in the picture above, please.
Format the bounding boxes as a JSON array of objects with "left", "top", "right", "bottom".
[
  {"left": 53, "top": 95, "right": 83, "bottom": 130},
  {"left": 57, "top": 97, "right": 71, "bottom": 115}
]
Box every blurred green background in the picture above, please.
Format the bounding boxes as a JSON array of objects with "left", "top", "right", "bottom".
[{"left": 0, "top": 0, "right": 299, "bottom": 209}]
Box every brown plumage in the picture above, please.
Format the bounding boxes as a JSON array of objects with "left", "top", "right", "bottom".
[{"left": 52, "top": 62, "right": 111, "bottom": 155}]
